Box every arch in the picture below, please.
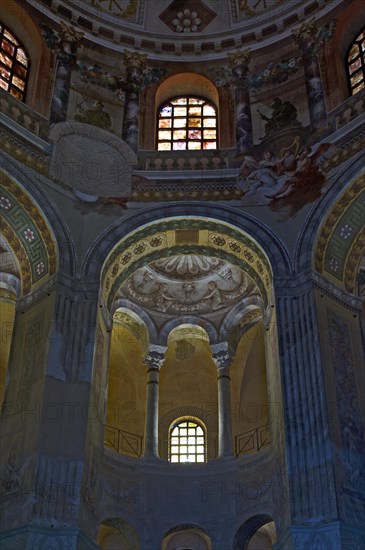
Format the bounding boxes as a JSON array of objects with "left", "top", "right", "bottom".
[
  {"left": 113, "top": 307, "right": 150, "bottom": 357},
  {"left": 167, "top": 323, "right": 210, "bottom": 344},
  {"left": 309, "top": 171, "right": 364, "bottom": 291},
  {"left": 98, "top": 517, "right": 140, "bottom": 550},
  {"left": 83, "top": 204, "right": 291, "bottom": 286},
  {"left": 112, "top": 297, "right": 158, "bottom": 343},
  {"left": 233, "top": 515, "right": 274, "bottom": 550},
  {"left": 162, "top": 523, "right": 212, "bottom": 550},
  {"left": 160, "top": 316, "right": 218, "bottom": 346},
  {"left": 155, "top": 73, "right": 218, "bottom": 114},
  {"left": 0, "top": 152, "right": 75, "bottom": 281},
  {"left": 294, "top": 157, "right": 364, "bottom": 275},
  {"left": 0, "top": 168, "right": 59, "bottom": 296}
]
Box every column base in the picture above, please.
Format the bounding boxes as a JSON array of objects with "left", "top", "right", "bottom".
[
  {"left": 0, "top": 526, "right": 99, "bottom": 549},
  {"left": 274, "top": 521, "right": 365, "bottom": 550}
]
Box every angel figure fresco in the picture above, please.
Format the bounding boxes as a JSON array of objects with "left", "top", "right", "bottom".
[
  {"left": 238, "top": 137, "right": 337, "bottom": 211},
  {"left": 264, "top": 142, "right": 336, "bottom": 201},
  {"left": 237, "top": 136, "right": 300, "bottom": 195}
]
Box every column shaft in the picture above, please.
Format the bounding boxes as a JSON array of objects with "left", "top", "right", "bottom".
[{"left": 144, "top": 367, "right": 160, "bottom": 458}]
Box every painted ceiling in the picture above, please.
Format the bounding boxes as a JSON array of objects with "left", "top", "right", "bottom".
[{"left": 119, "top": 255, "right": 261, "bottom": 318}]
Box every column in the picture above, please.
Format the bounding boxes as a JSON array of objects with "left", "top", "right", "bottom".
[
  {"left": 0, "top": 276, "right": 19, "bottom": 406},
  {"left": 0, "top": 279, "right": 101, "bottom": 548},
  {"left": 42, "top": 23, "right": 83, "bottom": 125},
  {"left": 227, "top": 49, "right": 253, "bottom": 154},
  {"left": 143, "top": 344, "right": 166, "bottom": 458},
  {"left": 292, "top": 20, "right": 328, "bottom": 130},
  {"left": 274, "top": 277, "right": 341, "bottom": 549},
  {"left": 122, "top": 51, "right": 147, "bottom": 152},
  {"left": 211, "top": 342, "right": 233, "bottom": 458}
]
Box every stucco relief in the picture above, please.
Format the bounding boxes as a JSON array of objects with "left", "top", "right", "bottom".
[{"left": 121, "top": 258, "right": 259, "bottom": 315}]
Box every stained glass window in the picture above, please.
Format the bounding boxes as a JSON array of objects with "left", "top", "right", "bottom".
[
  {"left": 157, "top": 96, "right": 217, "bottom": 151},
  {"left": 0, "top": 24, "right": 29, "bottom": 101},
  {"left": 347, "top": 29, "right": 365, "bottom": 96},
  {"left": 169, "top": 418, "right": 206, "bottom": 463}
]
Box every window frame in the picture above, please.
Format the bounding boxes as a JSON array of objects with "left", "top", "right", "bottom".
[
  {"left": 156, "top": 95, "right": 218, "bottom": 151},
  {"left": 346, "top": 28, "right": 365, "bottom": 96},
  {"left": 0, "top": 23, "right": 30, "bottom": 101},
  {"left": 168, "top": 416, "right": 207, "bottom": 464}
]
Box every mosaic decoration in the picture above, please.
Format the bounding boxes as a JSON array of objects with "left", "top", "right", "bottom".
[
  {"left": 0, "top": 171, "right": 57, "bottom": 293},
  {"left": 314, "top": 173, "right": 365, "bottom": 291},
  {"left": 102, "top": 219, "right": 272, "bottom": 311}
]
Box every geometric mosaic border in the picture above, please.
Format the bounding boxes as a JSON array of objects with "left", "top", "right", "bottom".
[
  {"left": 314, "top": 173, "right": 365, "bottom": 292},
  {"left": 0, "top": 170, "right": 58, "bottom": 294},
  {"left": 102, "top": 217, "right": 273, "bottom": 311}
]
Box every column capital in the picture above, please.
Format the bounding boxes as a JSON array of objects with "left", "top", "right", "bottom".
[
  {"left": 144, "top": 345, "right": 167, "bottom": 370},
  {"left": 292, "top": 18, "right": 336, "bottom": 55},
  {"left": 227, "top": 48, "right": 251, "bottom": 69},
  {"left": 211, "top": 342, "right": 232, "bottom": 372},
  {"left": 0, "top": 274, "right": 20, "bottom": 299},
  {"left": 40, "top": 22, "right": 83, "bottom": 61},
  {"left": 123, "top": 51, "right": 147, "bottom": 71}
]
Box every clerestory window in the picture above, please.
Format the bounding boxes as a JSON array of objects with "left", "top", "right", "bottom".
[
  {"left": 0, "top": 23, "right": 29, "bottom": 101},
  {"left": 169, "top": 418, "right": 206, "bottom": 463},
  {"left": 347, "top": 28, "right": 365, "bottom": 96},
  {"left": 157, "top": 96, "right": 217, "bottom": 151}
]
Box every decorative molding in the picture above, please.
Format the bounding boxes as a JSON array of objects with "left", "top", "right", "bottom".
[
  {"left": 102, "top": 219, "right": 273, "bottom": 311},
  {"left": 314, "top": 173, "right": 365, "bottom": 290}
]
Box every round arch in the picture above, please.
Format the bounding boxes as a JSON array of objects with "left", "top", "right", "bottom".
[
  {"left": 233, "top": 514, "right": 275, "bottom": 550},
  {"left": 294, "top": 157, "right": 364, "bottom": 276},
  {"left": 83, "top": 204, "right": 290, "bottom": 286}
]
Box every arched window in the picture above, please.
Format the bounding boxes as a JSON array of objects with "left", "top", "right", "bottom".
[
  {"left": 347, "top": 29, "right": 365, "bottom": 96},
  {"left": 0, "top": 23, "right": 29, "bottom": 101},
  {"left": 169, "top": 418, "right": 206, "bottom": 463},
  {"left": 157, "top": 96, "right": 217, "bottom": 151}
]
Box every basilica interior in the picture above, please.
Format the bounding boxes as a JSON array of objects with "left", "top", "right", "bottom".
[{"left": 0, "top": 0, "right": 364, "bottom": 549}]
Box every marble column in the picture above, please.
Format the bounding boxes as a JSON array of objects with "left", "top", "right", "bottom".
[
  {"left": 0, "top": 276, "right": 19, "bottom": 406},
  {"left": 143, "top": 344, "right": 166, "bottom": 459},
  {"left": 122, "top": 51, "right": 147, "bottom": 153},
  {"left": 227, "top": 49, "right": 253, "bottom": 154},
  {"left": 292, "top": 20, "right": 327, "bottom": 130},
  {"left": 211, "top": 342, "right": 233, "bottom": 458},
  {"left": 42, "top": 23, "right": 83, "bottom": 125}
]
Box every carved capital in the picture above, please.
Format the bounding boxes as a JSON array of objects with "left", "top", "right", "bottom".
[
  {"left": 227, "top": 49, "right": 251, "bottom": 69},
  {"left": 145, "top": 344, "right": 167, "bottom": 370},
  {"left": 211, "top": 342, "right": 232, "bottom": 371},
  {"left": 292, "top": 17, "right": 318, "bottom": 44},
  {"left": 123, "top": 51, "right": 147, "bottom": 71},
  {"left": 59, "top": 22, "right": 84, "bottom": 47}
]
